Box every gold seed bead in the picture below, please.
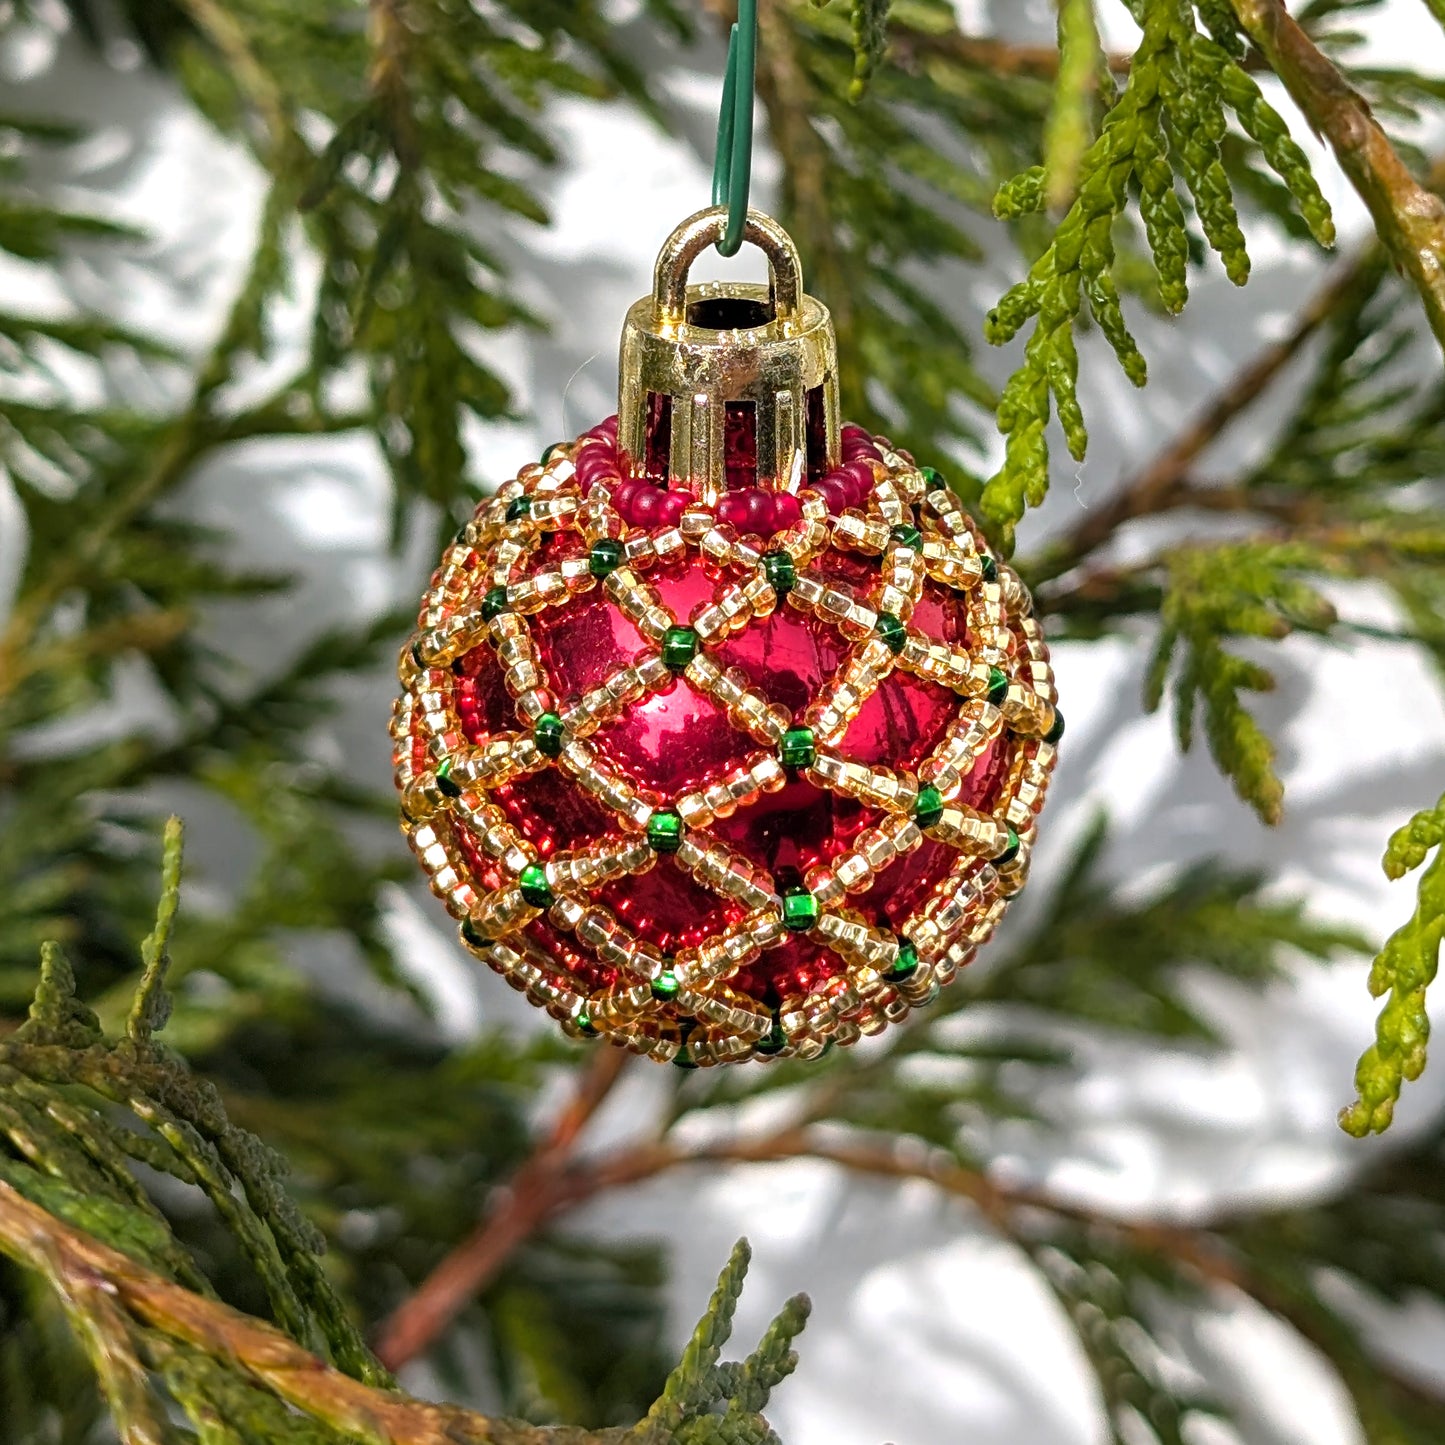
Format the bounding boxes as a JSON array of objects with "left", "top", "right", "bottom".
[
  {"left": 471, "top": 887, "right": 534, "bottom": 937},
  {"left": 897, "top": 636, "right": 971, "bottom": 691},
  {"left": 556, "top": 557, "right": 595, "bottom": 590},
  {"left": 561, "top": 741, "right": 656, "bottom": 830},
  {"left": 531, "top": 497, "right": 578, "bottom": 527},
  {"left": 675, "top": 838, "right": 774, "bottom": 911},
  {"left": 832, "top": 512, "right": 889, "bottom": 552},
  {"left": 653, "top": 525, "right": 686, "bottom": 561},
  {"left": 872, "top": 475, "right": 907, "bottom": 526},
  {"left": 513, "top": 687, "right": 556, "bottom": 723},
  {"left": 733, "top": 538, "right": 762, "bottom": 569},
  {"left": 791, "top": 573, "right": 826, "bottom": 609},
  {"left": 803, "top": 864, "right": 845, "bottom": 907},
  {"left": 809, "top": 754, "right": 918, "bottom": 814},
  {"left": 451, "top": 737, "right": 541, "bottom": 790},
  {"left": 623, "top": 531, "right": 656, "bottom": 564},
  {"left": 927, "top": 809, "right": 1010, "bottom": 855},
  {"left": 701, "top": 523, "right": 738, "bottom": 565},
  {"left": 816, "top": 914, "right": 892, "bottom": 969},
  {"left": 489, "top": 539, "right": 529, "bottom": 577},
  {"left": 894, "top": 961, "right": 939, "bottom": 1007},
  {"left": 680, "top": 504, "right": 714, "bottom": 540},
  {"left": 1002, "top": 685, "right": 1052, "bottom": 735}
]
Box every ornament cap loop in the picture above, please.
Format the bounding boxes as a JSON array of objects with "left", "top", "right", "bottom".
[
  {"left": 619, "top": 206, "right": 841, "bottom": 504},
  {"left": 653, "top": 206, "right": 802, "bottom": 325}
]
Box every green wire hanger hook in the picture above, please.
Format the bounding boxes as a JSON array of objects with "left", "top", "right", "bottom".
[{"left": 710, "top": 0, "right": 757, "bottom": 258}]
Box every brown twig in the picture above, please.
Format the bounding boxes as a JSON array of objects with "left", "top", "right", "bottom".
[
  {"left": 0, "top": 1182, "right": 496, "bottom": 1445},
  {"left": 1231, "top": 0, "right": 1445, "bottom": 351},
  {"left": 372, "top": 1044, "right": 633, "bottom": 1369},
  {"left": 890, "top": 25, "right": 1131, "bottom": 80}
]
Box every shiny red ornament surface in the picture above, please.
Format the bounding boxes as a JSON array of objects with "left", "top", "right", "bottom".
[{"left": 395, "top": 417, "right": 1060, "bottom": 1064}]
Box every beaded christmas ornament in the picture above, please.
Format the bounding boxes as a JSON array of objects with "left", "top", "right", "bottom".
[{"left": 393, "top": 207, "right": 1060, "bottom": 1066}]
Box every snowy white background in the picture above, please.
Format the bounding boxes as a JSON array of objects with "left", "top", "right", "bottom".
[{"left": 4, "top": 1, "right": 1445, "bottom": 1441}]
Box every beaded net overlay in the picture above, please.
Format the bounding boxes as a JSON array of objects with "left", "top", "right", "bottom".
[{"left": 393, "top": 417, "right": 1060, "bottom": 1066}]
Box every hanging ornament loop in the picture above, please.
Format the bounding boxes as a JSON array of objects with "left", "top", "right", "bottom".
[
  {"left": 710, "top": 0, "right": 758, "bottom": 258},
  {"left": 653, "top": 206, "right": 801, "bottom": 326}
]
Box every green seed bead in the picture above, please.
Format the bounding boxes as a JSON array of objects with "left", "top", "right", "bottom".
[
  {"left": 518, "top": 863, "right": 553, "bottom": 908},
  {"left": 890, "top": 522, "right": 923, "bottom": 552},
  {"left": 888, "top": 937, "right": 919, "bottom": 981},
  {"left": 435, "top": 758, "right": 461, "bottom": 799},
  {"left": 995, "top": 826, "right": 1021, "bottom": 866},
  {"left": 987, "top": 666, "right": 1009, "bottom": 706},
  {"left": 647, "top": 811, "right": 684, "bottom": 854},
  {"left": 673, "top": 1042, "right": 699, "bottom": 1070},
  {"left": 981, "top": 555, "right": 999, "bottom": 583},
  {"left": 481, "top": 587, "right": 509, "bottom": 621},
  {"left": 576, "top": 1011, "right": 598, "bottom": 1037},
  {"left": 541, "top": 442, "right": 565, "bottom": 466},
  {"left": 460, "top": 917, "right": 487, "bottom": 949},
  {"left": 875, "top": 611, "right": 907, "bottom": 655},
  {"left": 779, "top": 725, "right": 817, "bottom": 770},
  {"left": 505, "top": 495, "right": 531, "bottom": 522},
  {"left": 755, "top": 1017, "right": 788, "bottom": 1056},
  {"left": 534, "top": 713, "right": 565, "bottom": 758},
  {"left": 588, "top": 538, "right": 625, "bottom": 578},
  {"left": 763, "top": 550, "right": 797, "bottom": 596},
  {"left": 919, "top": 465, "right": 945, "bottom": 491},
  {"left": 651, "top": 968, "right": 680, "bottom": 1001},
  {"left": 914, "top": 783, "right": 944, "bottom": 829},
  {"left": 662, "top": 625, "right": 699, "bottom": 672},
  {"left": 1045, "top": 709, "right": 1065, "bottom": 746},
  {"left": 782, "top": 887, "right": 820, "bottom": 933},
  {"left": 410, "top": 639, "right": 427, "bottom": 670}
]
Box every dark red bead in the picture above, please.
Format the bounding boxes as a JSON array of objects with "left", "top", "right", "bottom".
[
  {"left": 659, "top": 489, "right": 688, "bottom": 526},
  {"left": 815, "top": 478, "right": 848, "bottom": 514},
  {"left": 773, "top": 492, "right": 802, "bottom": 528},
  {"left": 632, "top": 484, "right": 662, "bottom": 527},
  {"left": 717, "top": 492, "right": 751, "bottom": 531},
  {"left": 841, "top": 459, "right": 876, "bottom": 505},
  {"left": 742, "top": 488, "right": 776, "bottom": 535},
  {"left": 613, "top": 480, "right": 641, "bottom": 520}
]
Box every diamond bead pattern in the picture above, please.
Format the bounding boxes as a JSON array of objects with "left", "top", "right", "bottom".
[{"left": 393, "top": 420, "right": 1059, "bottom": 1066}]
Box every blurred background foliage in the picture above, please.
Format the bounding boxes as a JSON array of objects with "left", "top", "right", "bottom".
[{"left": 3, "top": 1, "right": 1445, "bottom": 1441}]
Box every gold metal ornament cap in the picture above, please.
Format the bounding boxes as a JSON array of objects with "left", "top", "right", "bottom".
[{"left": 617, "top": 205, "right": 841, "bottom": 506}]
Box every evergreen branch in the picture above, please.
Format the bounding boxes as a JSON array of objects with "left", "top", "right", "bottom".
[
  {"left": 1025, "top": 234, "right": 1388, "bottom": 588},
  {"left": 373, "top": 1044, "right": 632, "bottom": 1368},
  {"left": 0, "top": 1181, "right": 515, "bottom": 1445},
  {"left": 982, "top": 0, "right": 1335, "bottom": 546},
  {"left": 836, "top": 0, "right": 891, "bottom": 99},
  {"left": 126, "top": 817, "right": 183, "bottom": 1046},
  {"left": 1230, "top": 0, "right": 1445, "bottom": 351},
  {"left": 1043, "top": 0, "right": 1104, "bottom": 212},
  {"left": 634, "top": 1241, "right": 751, "bottom": 1437},
  {"left": 1341, "top": 795, "right": 1445, "bottom": 1136},
  {"left": 32, "top": 1221, "right": 174, "bottom": 1445},
  {"left": 1144, "top": 541, "right": 1339, "bottom": 823}
]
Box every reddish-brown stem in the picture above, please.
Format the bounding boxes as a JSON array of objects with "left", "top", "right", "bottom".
[{"left": 372, "top": 1045, "right": 632, "bottom": 1369}]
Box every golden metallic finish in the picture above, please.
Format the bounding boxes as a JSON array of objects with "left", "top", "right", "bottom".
[{"left": 618, "top": 206, "right": 840, "bottom": 504}]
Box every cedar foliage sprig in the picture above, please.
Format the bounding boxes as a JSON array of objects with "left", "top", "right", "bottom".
[
  {"left": 982, "top": 0, "right": 1334, "bottom": 547},
  {"left": 0, "top": 832, "right": 808, "bottom": 1444},
  {"left": 1341, "top": 795, "right": 1445, "bottom": 1136}
]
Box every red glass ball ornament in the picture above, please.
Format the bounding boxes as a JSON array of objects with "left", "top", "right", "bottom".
[{"left": 394, "top": 421, "right": 1060, "bottom": 1065}]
